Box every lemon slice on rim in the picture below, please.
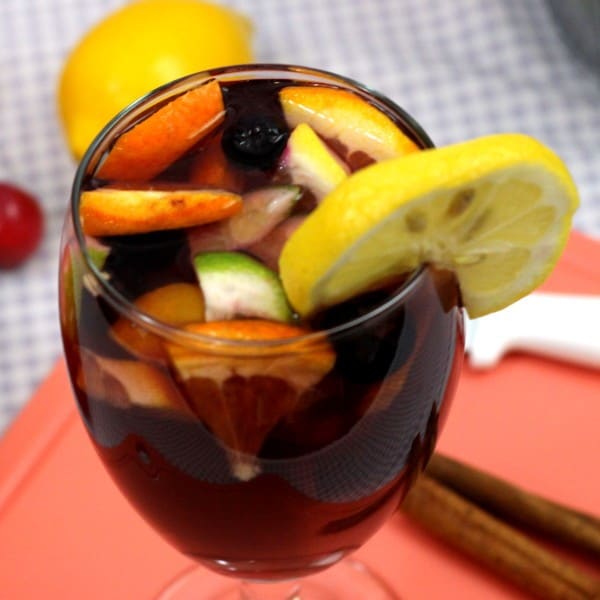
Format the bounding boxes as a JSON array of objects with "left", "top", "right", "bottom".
[{"left": 279, "top": 134, "right": 579, "bottom": 318}]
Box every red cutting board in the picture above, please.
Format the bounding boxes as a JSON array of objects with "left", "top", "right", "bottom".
[{"left": 1, "top": 232, "right": 599, "bottom": 599}]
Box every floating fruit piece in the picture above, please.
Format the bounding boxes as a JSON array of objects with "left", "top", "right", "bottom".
[
  {"left": 0, "top": 182, "right": 44, "bottom": 269},
  {"left": 279, "top": 86, "right": 419, "bottom": 163},
  {"left": 194, "top": 251, "right": 292, "bottom": 322},
  {"left": 110, "top": 283, "right": 205, "bottom": 361},
  {"left": 165, "top": 319, "right": 336, "bottom": 475},
  {"left": 228, "top": 186, "right": 301, "bottom": 246},
  {"left": 280, "top": 134, "right": 579, "bottom": 318},
  {"left": 190, "top": 134, "right": 244, "bottom": 192},
  {"left": 78, "top": 349, "right": 190, "bottom": 413},
  {"left": 188, "top": 185, "right": 300, "bottom": 254},
  {"left": 168, "top": 320, "right": 336, "bottom": 391},
  {"left": 80, "top": 188, "right": 242, "bottom": 236},
  {"left": 246, "top": 215, "right": 305, "bottom": 271},
  {"left": 97, "top": 80, "right": 225, "bottom": 181},
  {"left": 221, "top": 115, "right": 288, "bottom": 169},
  {"left": 281, "top": 123, "right": 348, "bottom": 200}
]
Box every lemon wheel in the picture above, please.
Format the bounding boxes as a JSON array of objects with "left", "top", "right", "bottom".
[{"left": 280, "top": 134, "right": 579, "bottom": 318}]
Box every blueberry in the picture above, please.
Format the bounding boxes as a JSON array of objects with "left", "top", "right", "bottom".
[{"left": 222, "top": 116, "right": 288, "bottom": 169}]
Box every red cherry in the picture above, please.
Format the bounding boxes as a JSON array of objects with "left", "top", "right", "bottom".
[{"left": 0, "top": 182, "right": 44, "bottom": 269}]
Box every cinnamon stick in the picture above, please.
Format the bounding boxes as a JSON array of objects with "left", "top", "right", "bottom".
[
  {"left": 401, "top": 475, "right": 600, "bottom": 600},
  {"left": 427, "top": 453, "right": 600, "bottom": 559}
]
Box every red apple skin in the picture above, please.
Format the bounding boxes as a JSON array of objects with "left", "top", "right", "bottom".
[{"left": 0, "top": 182, "right": 44, "bottom": 269}]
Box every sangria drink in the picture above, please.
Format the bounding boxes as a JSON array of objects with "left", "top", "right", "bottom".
[{"left": 59, "top": 65, "right": 464, "bottom": 594}]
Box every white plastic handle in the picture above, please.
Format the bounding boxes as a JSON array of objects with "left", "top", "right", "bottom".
[{"left": 467, "top": 293, "right": 600, "bottom": 369}]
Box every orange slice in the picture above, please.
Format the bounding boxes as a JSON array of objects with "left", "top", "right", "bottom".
[
  {"left": 110, "top": 283, "right": 205, "bottom": 362},
  {"left": 97, "top": 80, "right": 225, "bottom": 181},
  {"left": 165, "top": 319, "right": 335, "bottom": 477},
  {"left": 80, "top": 188, "right": 242, "bottom": 236},
  {"left": 279, "top": 85, "right": 419, "bottom": 163},
  {"left": 167, "top": 319, "right": 335, "bottom": 375}
]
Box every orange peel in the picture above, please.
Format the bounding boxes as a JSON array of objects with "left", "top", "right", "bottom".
[
  {"left": 97, "top": 80, "right": 225, "bottom": 181},
  {"left": 110, "top": 283, "right": 205, "bottom": 361},
  {"left": 280, "top": 85, "right": 419, "bottom": 163},
  {"left": 80, "top": 187, "right": 242, "bottom": 236}
]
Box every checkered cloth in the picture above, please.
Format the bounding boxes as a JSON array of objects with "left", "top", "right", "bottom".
[{"left": 1, "top": 0, "right": 599, "bottom": 435}]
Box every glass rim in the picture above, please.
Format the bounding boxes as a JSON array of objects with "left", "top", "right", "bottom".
[{"left": 70, "top": 63, "right": 433, "bottom": 350}]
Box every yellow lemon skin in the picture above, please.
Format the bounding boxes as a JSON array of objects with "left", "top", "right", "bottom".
[
  {"left": 280, "top": 134, "right": 579, "bottom": 318},
  {"left": 58, "top": 0, "right": 253, "bottom": 160}
]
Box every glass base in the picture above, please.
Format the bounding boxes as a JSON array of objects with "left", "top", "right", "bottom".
[{"left": 157, "top": 558, "right": 400, "bottom": 600}]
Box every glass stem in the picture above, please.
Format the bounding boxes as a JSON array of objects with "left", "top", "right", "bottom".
[{"left": 239, "top": 579, "right": 303, "bottom": 600}]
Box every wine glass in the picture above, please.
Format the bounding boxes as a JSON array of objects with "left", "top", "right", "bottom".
[{"left": 59, "top": 65, "right": 464, "bottom": 600}]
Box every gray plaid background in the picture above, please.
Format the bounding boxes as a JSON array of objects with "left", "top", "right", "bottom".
[{"left": 1, "top": 0, "right": 599, "bottom": 435}]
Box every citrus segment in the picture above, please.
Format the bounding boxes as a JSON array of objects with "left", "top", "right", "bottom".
[
  {"left": 165, "top": 320, "right": 335, "bottom": 471},
  {"left": 279, "top": 134, "right": 578, "bottom": 318},
  {"left": 97, "top": 80, "right": 225, "bottom": 181},
  {"left": 80, "top": 188, "right": 242, "bottom": 236},
  {"left": 279, "top": 86, "right": 420, "bottom": 163},
  {"left": 281, "top": 123, "right": 349, "bottom": 199},
  {"left": 167, "top": 320, "right": 335, "bottom": 377},
  {"left": 110, "top": 283, "right": 205, "bottom": 361}
]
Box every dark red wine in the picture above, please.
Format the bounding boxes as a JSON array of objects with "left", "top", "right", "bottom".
[{"left": 59, "top": 67, "right": 463, "bottom": 580}]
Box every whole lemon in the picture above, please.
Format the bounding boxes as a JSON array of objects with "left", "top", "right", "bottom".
[{"left": 58, "top": 0, "right": 254, "bottom": 160}]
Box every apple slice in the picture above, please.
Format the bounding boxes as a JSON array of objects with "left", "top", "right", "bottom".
[
  {"left": 187, "top": 185, "right": 300, "bottom": 254},
  {"left": 110, "top": 282, "right": 205, "bottom": 361},
  {"left": 246, "top": 215, "right": 305, "bottom": 271},
  {"left": 194, "top": 251, "right": 292, "bottom": 322},
  {"left": 280, "top": 123, "right": 348, "bottom": 200},
  {"left": 165, "top": 319, "right": 336, "bottom": 478},
  {"left": 228, "top": 186, "right": 301, "bottom": 246},
  {"left": 77, "top": 349, "right": 190, "bottom": 413},
  {"left": 80, "top": 188, "right": 242, "bottom": 236},
  {"left": 97, "top": 80, "right": 225, "bottom": 181},
  {"left": 279, "top": 86, "right": 420, "bottom": 163}
]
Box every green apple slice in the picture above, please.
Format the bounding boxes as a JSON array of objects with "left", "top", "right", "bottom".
[{"left": 194, "top": 251, "right": 293, "bottom": 322}]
